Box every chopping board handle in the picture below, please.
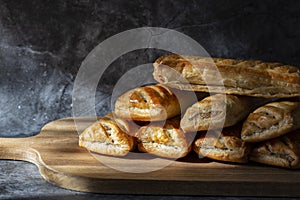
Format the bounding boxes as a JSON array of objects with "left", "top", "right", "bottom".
[{"left": 0, "top": 136, "right": 39, "bottom": 164}]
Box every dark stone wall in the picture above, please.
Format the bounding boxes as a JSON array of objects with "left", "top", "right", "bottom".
[{"left": 0, "top": 0, "right": 299, "bottom": 136}]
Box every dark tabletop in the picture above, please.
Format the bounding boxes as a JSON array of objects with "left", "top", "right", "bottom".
[{"left": 2, "top": 161, "right": 298, "bottom": 200}]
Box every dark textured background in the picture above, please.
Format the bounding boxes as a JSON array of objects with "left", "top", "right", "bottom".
[
  {"left": 0, "top": 0, "right": 300, "bottom": 199},
  {"left": 1, "top": 0, "right": 300, "bottom": 137}
]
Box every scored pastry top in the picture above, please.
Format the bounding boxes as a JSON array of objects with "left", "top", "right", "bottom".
[
  {"left": 154, "top": 54, "right": 300, "bottom": 84},
  {"left": 250, "top": 129, "right": 300, "bottom": 169},
  {"left": 135, "top": 117, "right": 191, "bottom": 158},
  {"left": 78, "top": 113, "right": 135, "bottom": 156},
  {"left": 241, "top": 101, "right": 300, "bottom": 143},
  {"left": 114, "top": 84, "right": 198, "bottom": 121},
  {"left": 193, "top": 124, "right": 250, "bottom": 163},
  {"left": 153, "top": 54, "right": 300, "bottom": 98}
]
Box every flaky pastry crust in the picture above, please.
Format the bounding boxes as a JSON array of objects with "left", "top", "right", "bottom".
[
  {"left": 79, "top": 113, "right": 135, "bottom": 156},
  {"left": 193, "top": 124, "right": 250, "bottom": 163},
  {"left": 153, "top": 54, "right": 300, "bottom": 98},
  {"left": 250, "top": 129, "right": 300, "bottom": 169},
  {"left": 242, "top": 101, "right": 300, "bottom": 142}
]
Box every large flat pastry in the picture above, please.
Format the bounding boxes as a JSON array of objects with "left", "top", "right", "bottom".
[
  {"left": 115, "top": 84, "right": 205, "bottom": 121},
  {"left": 79, "top": 113, "right": 135, "bottom": 156},
  {"left": 241, "top": 101, "right": 300, "bottom": 143},
  {"left": 193, "top": 124, "right": 250, "bottom": 163},
  {"left": 153, "top": 54, "right": 300, "bottom": 98},
  {"left": 135, "top": 117, "right": 191, "bottom": 158},
  {"left": 180, "top": 94, "right": 266, "bottom": 132},
  {"left": 250, "top": 129, "right": 300, "bottom": 169}
]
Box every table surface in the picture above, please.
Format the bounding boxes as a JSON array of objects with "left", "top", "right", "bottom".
[{"left": 0, "top": 160, "right": 299, "bottom": 200}]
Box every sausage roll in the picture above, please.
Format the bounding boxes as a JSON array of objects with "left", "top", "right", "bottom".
[
  {"left": 135, "top": 117, "right": 191, "bottom": 158},
  {"left": 153, "top": 54, "right": 300, "bottom": 98},
  {"left": 193, "top": 124, "right": 250, "bottom": 163},
  {"left": 241, "top": 101, "right": 300, "bottom": 142},
  {"left": 250, "top": 129, "right": 300, "bottom": 169},
  {"left": 115, "top": 84, "right": 205, "bottom": 121},
  {"left": 180, "top": 94, "right": 266, "bottom": 132},
  {"left": 79, "top": 113, "right": 135, "bottom": 156}
]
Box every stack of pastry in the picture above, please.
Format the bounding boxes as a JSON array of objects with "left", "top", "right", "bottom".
[{"left": 79, "top": 54, "right": 300, "bottom": 169}]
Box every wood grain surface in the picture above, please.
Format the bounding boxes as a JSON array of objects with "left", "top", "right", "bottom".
[{"left": 1, "top": 117, "right": 300, "bottom": 196}]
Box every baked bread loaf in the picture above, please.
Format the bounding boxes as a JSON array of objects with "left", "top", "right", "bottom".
[
  {"left": 153, "top": 54, "right": 300, "bottom": 98},
  {"left": 250, "top": 129, "right": 300, "bottom": 169},
  {"left": 115, "top": 84, "right": 204, "bottom": 121},
  {"left": 79, "top": 113, "right": 135, "bottom": 156},
  {"left": 135, "top": 117, "right": 191, "bottom": 158},
  {"left": 180, "top": 94, "right": 266, "bottom": 132},
  {"left": 193, "top": 124, "right": 250, "bottom": 163},
  {"left": 242, "top": 101, "right": 300, "bottom": 142}
]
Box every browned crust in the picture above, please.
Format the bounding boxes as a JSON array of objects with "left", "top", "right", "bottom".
[
  {"left": 153, "top": 54, "right": 300, "bottom": 98},
  {"left": 114, "top": 84, "right": 199, "bottom": 121},
  {"left": 250, "top": 129, "right": 300, "bottom": 169},
  {"left": 180, "top": 94, "right": 268, "bottom": 132},
  {"left": 241, "top": 101, "right": 300, "bottom": 142},
  {"left": 79, "top": 113, "right": 135, "bottom": 156},
  {"left": 135, "top": 117, "right": 191, "bottom": 158},
  {"left": 193, "top": 124, "right": 250, "bottom": 163},
  {"left": 154, "top": 54, "right": 300, "bottom": 84}
]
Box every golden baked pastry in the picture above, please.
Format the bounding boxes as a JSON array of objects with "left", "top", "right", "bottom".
[
  {"left": 193, "top": 124, "right": 250, "bottom": 163},
  {"left": 153, "top": 54, "right": 300, "bottom": 98},
  {"left": 242, "top": 101, "right": 300, "bottom": 142},
  {"left": 135, "top": 117, "right": 191, "bottom": 158},
  {"left": 250, "top": 129, "right": 300, "bottom": 169},
  {"left": 79, "top": 113, "right": 135, "bottom": 156},
  {"left": 114, "top": 84, "right": 205, "bottom": 121},
  {"left": 180, "top": 94, "right": 266, "bottom": 132}
]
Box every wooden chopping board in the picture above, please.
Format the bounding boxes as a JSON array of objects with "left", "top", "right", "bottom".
[{"left": 1, "top": 117, "right": 300, "bottom": 197}]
